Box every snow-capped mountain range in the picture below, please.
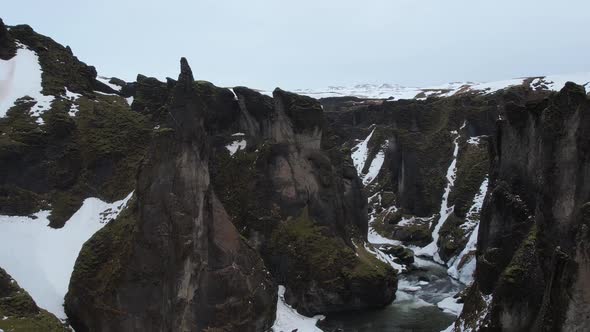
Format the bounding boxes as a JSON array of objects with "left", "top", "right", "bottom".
[{"left": 269, "top": 72, "right": 590, "bottom": 100}]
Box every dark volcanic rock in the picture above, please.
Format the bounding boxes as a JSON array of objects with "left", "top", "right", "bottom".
[
  {"left": 0, "top": 18, "right": 16, "bottom": 60},
  {"left": 454, "top": 83, "right": 590, "bottom": 331},
  {"left": 65, "top": 59, "right": 276, "bottom": 332}
]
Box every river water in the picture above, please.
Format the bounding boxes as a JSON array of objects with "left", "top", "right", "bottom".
[{"left": 320, "top": 256, "right": 462, "bottom": 332}]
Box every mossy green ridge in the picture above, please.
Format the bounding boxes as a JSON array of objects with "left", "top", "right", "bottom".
[
  {"left": 0, "top": 24, "right": 152, "bottom": 227},
  {"left": 0, "top": 267, "right": 67, "bottom": 332},
  {"left": 0, "top": 91, "right": 150, "bottom": 227}
]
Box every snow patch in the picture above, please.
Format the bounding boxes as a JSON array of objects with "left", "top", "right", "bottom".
[
  {"left": 63, "top": 87, "right": 81, "bottom": 117},
  {"left": 364, "top": 242, "right": 405, "bottom": 273},
  {"left": 530, "top": 72, "right": 590, "bottom": 92},
  {"left": 126, "top": 96, "right": 134, "bottom": 106},
  {"left": 0, "top": 192, "right": 133, "bottom": 319},
  {"left": 351, "top": 128, "right": 387, "bottom": 185},
  {"left": 351, "top": 127, "right": 375, "bottom": 175},
  {"left": 228, "top": 88, "right": 238, "bottom": 101},
  {"left": 467, "top": 135, "right": 485, "bottom": 145},
  {"left": 362, "top": 140, "right": 388, "bottom": 185},
  {"left": 272, "top": 285, "right": 324, "bottom": 332},
  {"left": 96, "top": 76, "right": 122, "bottom": 92},
  {"left": 437, "top": 296, "right": 464, "bottom": 316},
  {"left": 0, "top": 43, "right": 55, "bottom": 122},
  {"left": 226, "top": 139, "right": 247, "bottom": 156},
  {"left": 447, "top": 178, "right": 488, "bottom": 284},
  {"left": 447, "top": 293, "right": 493, "bottom": 332}
]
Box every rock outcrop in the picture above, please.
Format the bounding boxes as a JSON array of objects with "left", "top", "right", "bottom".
[
  {"left": 0, "top": 18, "right": 16, "bottom": 60},
  {"left": 208, "top": 87, "right": 397, "bottom": 315},
  {"left": 65, "top": 59, "right": 277, "bottom": 332},
  {"left": 452, "top": 83, "right": 590, "bottom": 331}
]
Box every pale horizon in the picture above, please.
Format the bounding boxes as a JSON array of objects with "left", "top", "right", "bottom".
[{"left": 3, "top": 0, "right": 589, "bottom": 91}]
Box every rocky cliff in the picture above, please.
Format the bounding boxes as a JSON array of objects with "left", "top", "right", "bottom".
[
  {"left": 208, "top": 86, "right": 396, "bottom": 315},
  {"left": 64, "top": 59, "right": 278, "bottom": 332},
  {"left": 3, "top": 17, "right": 588, "bottom": 332},
  {"left": 450, "top": 83, "right": 590, "bottom": 331},
  {"left": 0, "top": 20, "right": 397, "bottom": 331}
]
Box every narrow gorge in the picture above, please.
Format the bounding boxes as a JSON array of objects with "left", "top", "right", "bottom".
[{"left": 0, "top": 18, "right": 589, "bottom": 332}]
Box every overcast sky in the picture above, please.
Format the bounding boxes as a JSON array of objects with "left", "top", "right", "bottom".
[{"left": 3, "top": 0, "right": 589, "bottom": 90}]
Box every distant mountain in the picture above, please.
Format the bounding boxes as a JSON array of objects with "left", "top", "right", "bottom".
[{"left": 264, "top": 73, "right": 590, "bottom": 100}]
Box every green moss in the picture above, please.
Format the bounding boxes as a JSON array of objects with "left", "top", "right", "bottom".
[
  {"left": 0, "top": 186, "right": 47, "bottom": 216},
  {"left": 0, "top": 312, "right": 67, "bottom": 332},
  {"left": 75, "top": 95, "right": 150, "bottom": 200},
  {"left": 500, "top": 225, "right": 537, "bottom": 285},
  {"left": 0, "top": 267, "right": 66, "bottom": 331},
  {"left": 274, "top": 88, "right": 324, "bottom": 134},
  {"left": 210, "top": 142, "right": 276, "bottom": 237},
  {"left": 68, "top": 197, "right": 137, "bottom": 300},
  {"left": 449, "top": 140, "right": 489, "bottom": 217},
  {"left": 132, "top": 75, "right": 170, "bottom": 121},
  {"left": 438, "top": 213, "right": 468, "bottom": 260},
  {"left": 0, "top": 89, "right": 149, "bottom": 227},
  {"left": 347, "top": 244, "right": 392, "bottom": 280},
  {"left": 269, "top": 207, "right": 392, "bottom": 290}
]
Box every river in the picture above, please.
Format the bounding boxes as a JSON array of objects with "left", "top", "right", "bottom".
[{"left": 320, "top": 256, "right": 462, "bottom": 332}]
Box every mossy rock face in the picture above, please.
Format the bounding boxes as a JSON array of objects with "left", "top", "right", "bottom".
[
  {"left": 437, "top": 213, "right": 469, "bottom": 262},
  {"left": 452, "top": 282, "right": 493, "bottom": 331},
  {"left": 273, "top": 88, "right": 324, "bottom": 135},
  {"left": 385, "top": 211, "right": 403, "bottom": 225},
  {"left": 233, "top": 86, "right": 274, "bottom": 123},
  {"left": 131, "top": 74, "right": 170, "bottom": 122},
  {"left": 389, "top": 220, "right": 433, "bottom": 246},
  {"left": 268, "top": 208, "right": 396, "bottom": 315},
  {"left": 459, "top": 84, "right": 590, "bottom": 331},
  {"left": 380, "top": 191, "right": 396, "bottom": 207},
  {"left": 381, "top": 244, "right": 415, "bottom": 265},
  {"left": 8, "top": 25, "right": 103, "bottom": 96},
  {"left": 0, "top": 26, "right": 152, "bottom": 228},
  {"left": 0, "top": 267, "right": 67, "bottom": 332},
  {"left": 0, "top": 91, "right": 150, "bottom": 227},
  {"left": 209, "top": 143, "right": 275, "bottom": 242},
  {"left": 65, "top": 197, "right": 137, "bottom": 326},
  {"left": 449, "top": 138, "right": 489, "bottom": 217}
]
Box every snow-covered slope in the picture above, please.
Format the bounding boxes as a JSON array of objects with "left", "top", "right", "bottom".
[
  {"left": 0, "top": 193, "right": 133, "bottom": 319},
  {"left": 0, "top": 43, "right": 54, "bottom": 123},
  {"left": 272, "top": 72, "right": 590, "bottom": 100},
  {"left": 271, "top": 286, "right": 324, "bottom": 332}
]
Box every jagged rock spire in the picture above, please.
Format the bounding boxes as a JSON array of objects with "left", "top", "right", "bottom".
[{"left": 178, "top": 57, "right": 194, "bottom": 87}]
